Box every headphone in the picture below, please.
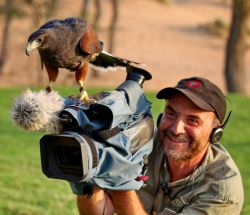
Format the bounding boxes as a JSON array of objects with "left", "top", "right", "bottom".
[
  {"left": 210, "top": 97, "right": 233, "bottom": 143},
  {"left": 157, "top": 97, "right": 232, "bottom": 144},
  {"left": 210, "top": 110, "right": 232, "bottom": 144}
]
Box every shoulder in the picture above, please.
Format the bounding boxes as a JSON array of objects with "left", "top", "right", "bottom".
[
  {"left": 207, "top": 143, "right": 242, "bottom": 182},
  {"left": 193, "top": 143, "right": 244, "bottom": 208},
  {"left": 175, "top": 143, "right": 244, "bottom": 214}
]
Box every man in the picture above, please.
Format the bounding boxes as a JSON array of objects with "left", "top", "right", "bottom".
[{"left": 75, "top": 77, "right": 244, "bottom": 215}]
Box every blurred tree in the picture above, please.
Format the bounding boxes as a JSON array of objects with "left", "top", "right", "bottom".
[
  {"left": 24, "top": 0, "right": 58, "bottom": 29},
  {"left": 80, "top": 0, "right": 119, "bottom": 53},
  {"left": 0, "top": 0, "right": 58, "bottom": 75},
  {"left": 80, "top": 0, "right": 101, "bottom": 31},
  {"left": 45, "top": 0, "right": 58, "bottom": 19},
  {"left": 80, "top": 0, "right": 90, "bottom": 20},
  {"left": 0, "top": 0, "right": 25, "bottom": 74},
  {"left": 24, "top": 0, "right": 58, "bottom": 84},
  {"left": 80, "top": 0, "right": 119, "bottom": 77},
  {"left": 157, "top": 0, "right": 173, "bottom": 4},
  {"left": 108, "top": 0, "right": 118, "bottom": 53},
  {"left": 225, "top": 0, "right": 250, "bottom": 94}
]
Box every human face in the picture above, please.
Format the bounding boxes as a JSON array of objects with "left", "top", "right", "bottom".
[{"left": 157, "top": 93, "right": 216, "bottom": 161}]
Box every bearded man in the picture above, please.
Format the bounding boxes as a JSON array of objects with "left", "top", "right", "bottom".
[{"left": 74, "top": 77, "right": 244, "bottom": 215}]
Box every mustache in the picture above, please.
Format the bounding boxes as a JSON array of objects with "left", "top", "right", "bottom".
[{"left": 163, "top": 129, "right": 192, "bottom": 143}]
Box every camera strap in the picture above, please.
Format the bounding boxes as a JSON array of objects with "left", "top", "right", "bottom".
[
  {"left": 80, "top": 133, "right": 99, "bottom": 168},
  {"left": 97, "top": 126, "right": 120, "bottom": 140},
  {"left": 64, "top": 131, "right": 99, "bottom": 169}
]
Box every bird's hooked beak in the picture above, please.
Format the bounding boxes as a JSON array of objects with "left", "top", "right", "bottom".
[{"left": 26, "top": 40, "right": 42, "bottom": 56}]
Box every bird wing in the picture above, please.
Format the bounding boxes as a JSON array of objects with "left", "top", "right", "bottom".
[
  {"left": 39, "top": 17, "right": 84, "bottom": 30},
  {"left": 90, "top": 51, "right": 145, "bottom": 70},
  {"left": 39, "top": 19, "right": 64, "bottom": 30},
  {"left": 79, "top": 23, "right": 103, "bottom": 55}
]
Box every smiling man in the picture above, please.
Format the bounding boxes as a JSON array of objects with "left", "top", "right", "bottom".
[
  {"left": 76, "top": 77, "right": 244, "bottom": 215},
  {"left": 135, "top": 77, "right": 244, "bottom": 215}
]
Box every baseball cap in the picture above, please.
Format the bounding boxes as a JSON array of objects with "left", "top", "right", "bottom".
[{"left": 156, "top": 77, "right": 226, "bottom": 123}]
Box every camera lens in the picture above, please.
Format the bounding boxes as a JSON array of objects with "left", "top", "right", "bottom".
[
  {"left": 55, "top": 144, "right": 83, "bottom": 175},
  {"left": 40, "top": 134, "right": 90, "bottom": 182},
  {"left": 56, "top": 145, "right": 82, "bottom": 166}
]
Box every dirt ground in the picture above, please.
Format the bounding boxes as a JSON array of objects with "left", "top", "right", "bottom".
[{"left": 1, "top": 0, "right": 249, "bottom": 94}]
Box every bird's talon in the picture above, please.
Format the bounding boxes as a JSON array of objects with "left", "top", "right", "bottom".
[
  {"left": 80, "top": 98, "right": 97, "bottom": 105},
  {"left": 79, "top": 91, "right": 96, "bottom": 105},
  {"left": 80, "top": 91, "right": 88, "bottom": 100},
  {"left": 46, "top": 86, "right": 52, "bottom": 93}
]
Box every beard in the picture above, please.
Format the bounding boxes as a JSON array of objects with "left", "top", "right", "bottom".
[{"left": 158, "top": 129, "right": 209, "bottom": 161}]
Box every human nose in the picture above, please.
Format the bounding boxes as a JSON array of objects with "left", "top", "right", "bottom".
[{"left": 171, "top": 119, "right": 185, "bottom": 135}]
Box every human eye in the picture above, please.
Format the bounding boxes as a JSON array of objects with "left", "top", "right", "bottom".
[
  {"left": 165, "top": 109, "right": 176, "bottom": 119},
  {"left": 187, "top": 117, "right": 200, "bottom": 126}
]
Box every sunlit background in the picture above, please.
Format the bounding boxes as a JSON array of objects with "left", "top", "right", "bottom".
[{"left": 1, "top": 0, "right": 250, "bottom": 94}]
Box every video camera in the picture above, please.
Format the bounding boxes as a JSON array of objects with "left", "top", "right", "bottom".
[{"left": 38, "top": 65, "right": 154, "bottom": 190}]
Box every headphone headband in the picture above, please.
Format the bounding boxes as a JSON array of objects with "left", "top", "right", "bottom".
[
  {"left": 221, "top": 96, "right": 233, "bottom": 129},
  {"left": 210, "top": 96, "right": 232, "bottom": 143}
]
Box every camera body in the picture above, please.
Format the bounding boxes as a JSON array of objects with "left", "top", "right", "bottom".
[{"left": 39, "top": 66, "right": 155, "bottom": 190}]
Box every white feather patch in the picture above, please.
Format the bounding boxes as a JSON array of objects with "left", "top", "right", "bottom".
[{"left": 89, "top": 64, "right": 126, "bottom": 73}]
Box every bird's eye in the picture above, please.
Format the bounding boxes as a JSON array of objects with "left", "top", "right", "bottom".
[{"left": 37, "top": 38, "right": 43, "bottom": 43}]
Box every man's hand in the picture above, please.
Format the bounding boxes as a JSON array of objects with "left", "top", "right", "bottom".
[
  {"left": 77, "top": 187, "right": 115, "bottom": 215},
  {"left": 77, "top": 187, "right": 147, "bottom": 215}
]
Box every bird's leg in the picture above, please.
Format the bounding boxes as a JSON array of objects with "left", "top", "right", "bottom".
[
  {"left": 76, "top": 63, "right": 95, "bottom": 104},
  {"left": 46, "top": 81, "right": 53, "bottom": 93},
  {"left": 79, "top": 80, "right": 88, "bottom": 101},
  {"left": 44, "top": 64, "right": 59, "bottom": 93}
]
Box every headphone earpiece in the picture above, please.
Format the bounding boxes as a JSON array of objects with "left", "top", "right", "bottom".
[
  {"left": 210, "top": 127, "right": 223, "bottom": 144},
  {"left": 209, "top": 97, "right": 233, "bottom": 143}
]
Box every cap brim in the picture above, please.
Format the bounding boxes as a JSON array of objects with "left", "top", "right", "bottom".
[{"left": 156, "top": 87, "right": 215, "bottom": 112}]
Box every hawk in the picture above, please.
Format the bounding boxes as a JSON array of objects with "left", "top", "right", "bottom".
[{"left": 26, "top": 17, "right": 142, "bottom": 102}]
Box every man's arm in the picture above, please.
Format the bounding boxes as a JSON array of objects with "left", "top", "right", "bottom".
[
  {"left": 110, "top": 190, "right": 148, "bottom": 215},
  {"left": 77, "top": 187, "right": 115, "bottom": 215},
  {"left": 76, "top": 188, "right": 148, "bottom": 215}
]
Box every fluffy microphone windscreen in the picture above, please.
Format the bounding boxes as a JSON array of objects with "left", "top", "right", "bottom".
[{"left": 12, "top": 89, "right": 65, "bottom": 133}]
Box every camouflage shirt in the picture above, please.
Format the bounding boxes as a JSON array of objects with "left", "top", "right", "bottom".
[{"left": 137, "top": 140, "right": 244, "bottom": 215}]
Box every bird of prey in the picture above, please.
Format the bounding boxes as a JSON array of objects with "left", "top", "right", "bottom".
[{"left": 26, "top": 17, "right": 142, "bottom": 102}]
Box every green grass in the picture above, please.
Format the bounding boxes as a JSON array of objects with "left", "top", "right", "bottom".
[{"left": 0, "top": 86, "right": 249, "bottom": 214}]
